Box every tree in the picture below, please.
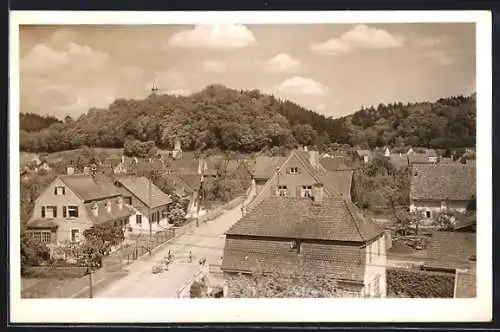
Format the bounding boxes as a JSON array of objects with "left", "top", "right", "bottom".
[
  {"left": 292, "top": 124, "right": 318, "bottom": 147},
  {"left": 394, "top": 209, "right": 424, "bottom": 235},
  {"left": 432, "top": 211, "right": 456, "bottom": 231},
  {"left": 190, "top": 279, "right": 207, "bottom": 298},
  {"left": 167, "top": 194, "right": 187, "bottom": 226},
  {"left": 21, "top": 227, "right": 50, "bottom": 276}
]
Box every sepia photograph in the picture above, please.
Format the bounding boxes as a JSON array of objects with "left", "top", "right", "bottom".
[{"left": 9, "top": 10, "right": 491, "bottom": 323}]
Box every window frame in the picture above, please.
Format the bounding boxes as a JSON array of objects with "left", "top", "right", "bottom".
[
  {"left": 136, "top": 214, "right": 142, "bottom": 225},
  {"left": 70, "top": 229, "right": 80, "bottom": 243},
  {"left": 425, "top": 210, "right": 431, "bottom": 218},
  {"left": 67, "top": 205, "right": 79, "bottom": 218},
  {"left": 301, "top": 185, "right": 313, "bottom": 198},
  {"left": 289, "top": 167, "right": 299, "bottom": 175},
  {"left": 277, "top": 185, "right": 288, "bottom": 197}
]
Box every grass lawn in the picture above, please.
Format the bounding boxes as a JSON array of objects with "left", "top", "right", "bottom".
[
  {"left": 21, "top": 277, "right": 79, "bottom": 298},
  {"left": 388, "top": 239, "right": 429, "bottom": 262}
]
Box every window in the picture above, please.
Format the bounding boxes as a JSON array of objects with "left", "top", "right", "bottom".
[
  {"left": 136, "top": 214, "right": 142, "bottom": 225},
  {"left": 41, "top": 231, "right": 51, "bottom": 243},
  {"left": 125, "top": 197, "right": 132, "bottom": 205},
  {"left": 54, "top": 186, "right": 66, "bottom": 196},
  {"left": 426, "top": 211, "right": 431, "bottom": 218},
  {"left": 32, "top": 232, "right": 41, "bottom": 242},
  {"left": 302, "top": 185, "right": 312, "bottom": 198},
  {"left": 290, "top": 239, "right": 302, "bottom": 253},
  {"left": 67, "top": 206, "right": 79, "bottom": 218},
  {"left": 156, "top": 211, "right": 160, "bottom": 223},
  {"left": 289, "top": 167, "right": 299, "bottom": 175},
  {"left": 277, "top": 185, "right": 288, "bottom": 197},
  {"left": 71, "top": 229, "right": 80, "bottom": 242},
  {"left": 44, "top": 206, "right": 57, "bottom": 218}
]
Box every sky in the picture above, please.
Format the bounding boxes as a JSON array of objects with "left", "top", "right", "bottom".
[{"left": 19, "top": 23, "right": 476, "bottom": 120}]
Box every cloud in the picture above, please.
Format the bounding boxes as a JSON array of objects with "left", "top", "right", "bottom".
[
  {"left": 420, "top": 50, "right": 457, "bottom": 66},
  {"left": 414, "top": 35, "right": 451, "bottom": 48},
  {"left": 310, "top": 24, "right": 404, "bottom": 56},
  {"left": 276, "top": 76, "right": 328, "bottom": 96},
  {"left": 168, "top": 24, "right": 256, "bottom": 49},
  {"left": 202, "top": 60, "right": 228, "bottom": 73},
  {"left": 49, "top": 29, "right": 79, "bottom": 47},
  {"left": 165, "top": 88, "right": 192, "bottom": 96},
  {"left": 21, "top": 42, "right": 109, "bottom": 77},
  {"left": 261, "top": 53, "right": 301, "bottom": 74}
]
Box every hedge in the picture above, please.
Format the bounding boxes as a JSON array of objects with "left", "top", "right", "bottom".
[{"left": 387, "top": 268, "right": 454, "bottom": 298}]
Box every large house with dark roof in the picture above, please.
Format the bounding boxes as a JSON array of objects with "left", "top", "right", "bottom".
[
  {"left": 114, "top": 177, "right": 172, "bottom": 233},
  {"left": 26, "top": 173, "right": 135, "bottom": 245},
  {"left": 222, "top": 183, "right": 387, "bottom": 298},
  {"left": 410, "top": 164, "right": 476, "bottom": 224},
  {"left": 246, "top": 149, "right": 354, "bottom": 211}
]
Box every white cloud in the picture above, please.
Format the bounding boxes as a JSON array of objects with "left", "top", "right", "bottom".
[
  {"left": 261, "top": 53, "right": 301, "bottom": 74},
  {"left": 202, "top": 60, "right": 228, "bottom": 73},
  {"left": 310, "top": 24, "right": 404, "bottom": 56},
  {"left": 165, "top": 89, "right": 192, "bottom": 96},
  {"left": 168, "top": 24, "right": 256, "bottom": 49},
  {"left": 276, "top": 76, "right": 327, "bottom": 96},
  {"left": 21, "top": 44, "right": 71, "bottom": 75},
  {"left": 414, "top": 35, "right": 451, "bottom": 48}
]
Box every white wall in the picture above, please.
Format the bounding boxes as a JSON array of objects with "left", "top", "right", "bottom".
[
  {"left": 362, "top": 234, "right": 387, "bottom": 298},
  {"left": 410, "top": 199, "right": 469, "bottom": 225}
]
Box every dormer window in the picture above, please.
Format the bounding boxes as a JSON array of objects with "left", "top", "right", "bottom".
[
  {"left": 54, "top": 186, "right": 66, "bottom": 196},
  {"left": 289, "top": 167, "right": 299, "bottom": 175}
]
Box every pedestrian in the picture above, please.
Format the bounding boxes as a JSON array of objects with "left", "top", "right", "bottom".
[{"left": 188, "top": 250, "right": 192, "bottom": 263}]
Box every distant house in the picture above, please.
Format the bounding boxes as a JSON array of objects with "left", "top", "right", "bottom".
[
  {"left": 410, "top": 164, "right": 476, "bottom": 224},
  {"left": 356, "top": 150, "right": 372, "bottom": 164},
  {"left": 388, "top": 153, "right": 409, "bottom": 168},
  {"left": 408, "top": 149, "right": 439, "bottom": 165},
  {"left": 114, "top": 177, "right": 172, "bottom": 233},
  {"left": 247, "top": 149, "right": 353, "bottom": 211},
  {"left": 423, "top": 231, "right": 476, "bottom": 298},
  {"left": 221, "top": 184, "right": 387, "bottom": 298},
  {"left": 26, "top": 173, "right": 135, "bottom": 245}
]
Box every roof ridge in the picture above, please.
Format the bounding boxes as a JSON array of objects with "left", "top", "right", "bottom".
[{"left": 343, "top": 200, "right": 366, "bottom": 242}]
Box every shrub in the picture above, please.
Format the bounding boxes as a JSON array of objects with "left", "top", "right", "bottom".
[
  {"left": 189, "top": 280, "right": 206, "bottom": 298},
  {"left": 387, "top": 268, "right": 454, "bottom": 298}
]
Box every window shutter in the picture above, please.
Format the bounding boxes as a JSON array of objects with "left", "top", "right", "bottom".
[
  {"left": 296, "top": 186, "right": 301, "bottom": 197},
  {"left": 75, "top": 207, "right": 79, "bottom": 217},
  {"left": 63, "top": 206, "right": 67, "bottom": 218},
  {"left": 41, "top": 206, "right": 45, "bottom": 218},
  {"left": 53, "top": 206, "right": 57, "bottom": 218},
  {"left": 54, "top": 187, "right": 57, "bottom": 195},
  {"left": 270, "top": 185, "right": 277, "bottom": 197},
  {"left": 62, "top": 187, "right": 66, "bottom": 195}
]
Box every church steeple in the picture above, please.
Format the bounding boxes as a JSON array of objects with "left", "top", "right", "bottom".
[{"left": 151, "top": 81, "right": 159, "bottom": 96}]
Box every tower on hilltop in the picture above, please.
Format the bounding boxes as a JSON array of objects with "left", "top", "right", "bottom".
[{"left": 151, "top": 81, "right": 159, "bottom": 96}]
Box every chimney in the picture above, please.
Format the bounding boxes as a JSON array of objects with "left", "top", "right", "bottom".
[
  {"left": 312, "top": 183, "right": 324, "bottom": 204},
  {"left": 91, "top": 202, "right": 99, "bottom": 216},
  {"left": 117, "top": 196, "right": 123, "bottom": 210},
  {"left": 106, "top": 200, "right": 112, "bottom": 213},
  {"left": 83, "top": 167, "right": 90, "bottom": 176},
  {"left": 67, "top": 167, "right": 75, "bottom": 175},
  {"left": 309, "top": 150, "right": 319, "bottom": 169}
]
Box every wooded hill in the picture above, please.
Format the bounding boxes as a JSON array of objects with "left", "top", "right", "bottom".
[{"left": 20, "top": 84, "right": 476, "bottom": 153}]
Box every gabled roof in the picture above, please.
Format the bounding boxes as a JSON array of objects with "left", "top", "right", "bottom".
[
  {"left": 424, "top": 231, "right": 476, "bottom": 271},
  {"left": 59, "top": 175, "right": 121, "bottom": 202},
  {"left": 116, "top": 177, "right": 172, "bottom": 208},
  {"left": 226, "top": 197, "right": 384, "bottom": 243},
  {"left": 410, "top": 164, "right": 476, "bottom": 201},
  {"left": 251, "top": 156, "right": 287, "bottom": 179},
  {"left": 84, "top": 199, "right": 135, "bottom": 225}
]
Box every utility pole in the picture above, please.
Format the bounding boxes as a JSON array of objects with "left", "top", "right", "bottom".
[
  {"left": 88, "top": 267, "right": 93, "bottom": 298},
  {"left": 196, "top": 174, "right": 204, "bottom": 227}
]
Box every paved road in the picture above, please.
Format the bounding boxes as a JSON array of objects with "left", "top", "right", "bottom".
[{"left": 94, "top": 200, "right": 248, "bottom": 298}]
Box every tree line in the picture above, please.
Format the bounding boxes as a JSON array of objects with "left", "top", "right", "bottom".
[{"left": 20, "top": 85, "right": 475, "bottom": 154}]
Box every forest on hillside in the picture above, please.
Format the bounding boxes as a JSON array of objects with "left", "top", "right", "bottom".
[
  {"left": 19, "top": 84, "right": 476, "bottom": 153},
  {"left": 20, "top": 113, "right": 63, "bottom": 132}
]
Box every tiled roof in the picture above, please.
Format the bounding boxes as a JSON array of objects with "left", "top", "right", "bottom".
[
  {"left": 424, "top": 231, "right": 476, "bottom": 270},
  {"left": 84, "top": 199, "right": 135, "bottom": 225},
  {"left": 226, "top": 197, "right": 384, "bottom": 242},
  {"left": 410, "top": 164, "right": 476, "bottom": 201},
  {"left": 454, "top": 269, "right": 476, "bottom": 298},
  {"left": 318, "top": 170, "right": 353, "bottom": 199},
  {"left": 60, "top": 175, "right": 121, "bottom": 202},
  {"left": 221, "top": 237, "right": 366, "bottom": 282},
  {"left": 389, "top": 153, "right": 409, "bottom": 168},
  {"left": 169, "top": 152, "right": 199, "bottom": 173},
  {"left": 164, "top": 173, "right": 200, "bottom": 195},
  {"left": 116, "top": 177, "right": 172, "bottom": 208},
  {"left": 319, "top": 157, "right": 350, "bottom": 171},
  {"left": 252, "top": 156, "right": 287, "bottom": 179},
  {"left": 27, "top": 218, "right": 59, "bottom": 229}
]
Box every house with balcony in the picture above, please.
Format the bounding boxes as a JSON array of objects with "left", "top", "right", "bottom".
[
  {"left": 26, "top": 174, "right": 135, "bottom": 245},
  {"left": 114, "top": 177, "right": 173, "bottom": 233},
  {"left": 410, "top": 164, "right": 476, "bottom": 224},
  {"left": 221, "top": 183, "right": 387, "bottom": 298}
]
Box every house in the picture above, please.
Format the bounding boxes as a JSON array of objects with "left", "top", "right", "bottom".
[
  {"left": 408, "top": 149, "right": 439, "bottom": 165},
  {"left": 26, "top": 173, "right": 135, "bottom": 245},
  {"left": 249, "top": 155, "right": 287, "bottom": 193},
  {"left": 164, "top": 173, "right": 202, "bottom": 217},
  {"left": 221, "top": 184, "right": 387, "bottom": 298},
  {"left": 247, "top": 149, "right": 353, "bottom": 211},
  {"left": 356, "top": 150, "right": 372, "bottom": 164},
  {"left": 410, "top": 164, "right": 476, "bottom": 224},
  {"left": 114, "top": 177, "right": 173, "bottom": 233}
]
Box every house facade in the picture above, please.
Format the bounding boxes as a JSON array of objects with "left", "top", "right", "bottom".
[
  {"left": 114, "top": 177, "right": 173, "bottom": 233},
  {"left": 222, "top": 184, "right": 387, "bottom": 298},
  {"left": 410, "top": 164, "right": 476, "bottom": 224},
  {"left": 26, "top": 174, "right": 135, "bottom": 245},
  {"left": 247, "top": 149, "right": 353, "bottom": 211}
]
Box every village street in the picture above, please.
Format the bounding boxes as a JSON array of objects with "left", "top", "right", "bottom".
[{"left": 94, "top": 190, "right": 254, "bottom": 298}]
